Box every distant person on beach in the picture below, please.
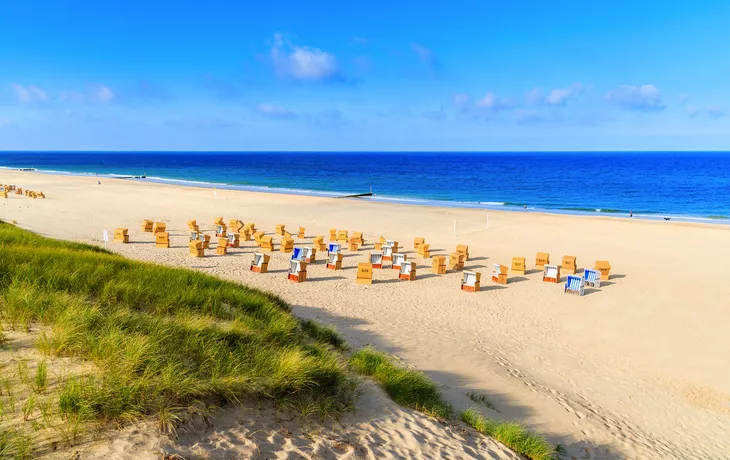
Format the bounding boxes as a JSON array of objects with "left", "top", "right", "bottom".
[
  {"left": 629, "top": 211, "right": 633, "bottom": 218},
  {"left": 97, "top": 180, "right": 101, "bottom": 185},
  {"left": 524, "top": 204, "right": 527, "bottom": 211}
]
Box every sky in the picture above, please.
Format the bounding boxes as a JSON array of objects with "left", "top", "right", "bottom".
[{"left": 1, "top": 0, "right": 729, "bottom": 151}]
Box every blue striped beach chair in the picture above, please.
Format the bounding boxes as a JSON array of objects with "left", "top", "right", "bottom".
[
  {"left": 292, "top": 247, "right": 304, "bottom": 262},
  {"left": 564, "top": 275, "right": 585, "bottom": 296},
  {"left": 328, "top": 243, "right": 340, "bottom": 255},
  {"left": 583, "top": 268, "right": 601, "bottom": 288}
]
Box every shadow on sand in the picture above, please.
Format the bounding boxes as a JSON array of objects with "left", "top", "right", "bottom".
[{"left": 291, "top": 304, "right": 625, "bottom": 460}]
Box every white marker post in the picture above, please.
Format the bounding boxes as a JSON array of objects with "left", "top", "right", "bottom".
[
  {"left": 103, "top": 229, "right": 109, "bottom": 249},
  {"left": 486, "top": 214, "right": 489, "bottom": 230}
]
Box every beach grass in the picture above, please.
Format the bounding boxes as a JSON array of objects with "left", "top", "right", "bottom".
[
  {"left": 466, "top": 391, "right": 498, "bottom": 412},
  {"left": 301, "top": 319, "right": 348, "bottom": 351},
  {"left": 349, "top": 346, "right": 452, "bottom": 419},
  {"left": 461, "top": 408, "right": 557, "bottom": 460},
  {"left": 0, "top": 221, "right": 353, "bottom": 455}
]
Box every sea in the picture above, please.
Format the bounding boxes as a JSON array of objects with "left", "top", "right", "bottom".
[{"left": 2, "top": 151, "right": 730, "bottom": 224}]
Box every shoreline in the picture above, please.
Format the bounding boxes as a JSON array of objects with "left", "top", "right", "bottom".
[
  {"left": 2, "top": 169, "right": 730, "bottom": 459},
  {"left": 2, "top": 166, "right": 729, "bottom": 225}
]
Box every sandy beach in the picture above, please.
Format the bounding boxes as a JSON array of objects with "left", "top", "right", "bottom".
[{"left": 2, "top": 170, "right": 729, "bottom": 459}]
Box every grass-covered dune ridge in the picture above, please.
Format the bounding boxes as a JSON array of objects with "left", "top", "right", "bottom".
[{"left": 0, "top": 221, "right": 352, "bottom": 435}]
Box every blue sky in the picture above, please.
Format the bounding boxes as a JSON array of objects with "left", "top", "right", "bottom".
[{"left": 1, "top": 0, "right": 729, "bottom": 151}]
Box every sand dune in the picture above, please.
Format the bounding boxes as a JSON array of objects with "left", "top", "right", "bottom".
[
  {"left": 2, "top": 170, "right": 729, "bottom": 459},
  {"left": 77, "top": 380, "right": 521, "bottom": 459}
]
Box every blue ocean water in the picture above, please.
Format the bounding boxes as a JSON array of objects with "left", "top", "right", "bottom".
[{"left": 2, "top": 151, "right": 730, "bottom": 221}]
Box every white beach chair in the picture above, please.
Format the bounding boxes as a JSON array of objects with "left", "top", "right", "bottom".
[
  {"left": 491, "top": 263, "right": 508, "bottom": 284},
  {"left": 326, "top": 251, "right": 343, "bottom": 269},
  {"left": 370, "top": 251, "right": 384, "bottom": 268},
  {"left": 289, "top": 260, "right": 307, "bottom": 282},
  {"left": 564, "top": 275, "right": 585, "bottom": 296},
  {"left": 328, "top": 243, "right": 341, "bottom": 255},
  {"left": 301, "top": 247, "right": 315, "bottom": 263},
  {"left": 399, "top": 261, "right": 416, "bottom": 280},
  {"left": 392, "top": 253, "right": 406, "bottom": 270},
  {"left": 461, "top": 271, "right": 481, "bottom": 292},
  {"left": 250, "top": 252, "right": 269, "bottom": 273},
  {"left": 290, "top": 259, "right": 301, "bottom": 274},
  {"left": 292, "top": 247, "right": 305, "bottom": 261},
  {"left": 543, "top": 264, "right": 560, "bottom": 283},
  {"left": 583, "top": 268, "right": 601, "bottom": 288}
]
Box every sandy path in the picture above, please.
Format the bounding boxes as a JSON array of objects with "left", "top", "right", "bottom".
[{"left": 2, "top": 171, "right": 729, "bottom": 459}]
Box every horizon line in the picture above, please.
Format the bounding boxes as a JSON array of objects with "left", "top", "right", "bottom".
[{"left": 2, "top": 149, "right": 730, "bottom": 154}]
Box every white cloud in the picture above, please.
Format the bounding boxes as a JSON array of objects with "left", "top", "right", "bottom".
[
  {"left": 16, "top": 84, "right": 115, "bottom": 104},
  {"left": 411, "top": 43, "right": 440, "bottom": 70},
  {"left": 605, "top": 84, "right": 665, "bottom": 111},
  {"left": 513, "top": 109, "right": 546, "bottom": 124},
  {"left": 452, "top": 93, "right": 469, "bottom": 106},
  {"left": 476, "top": 92, "right": 513, "bottom": 110},
  {"left": 271, "top": 33, "right": 340, "bottom": 81},
  {"left": 58, "top": 90, "right": 85, "bottom": 102},
  {"left": 256, "top": 103, "right": 297, "bottom": 119},
  {"left": 545, "top": 88, "right": 572, "bottom": 105},
  {"left": 12, "top": 84, "right": 49, "bottom": 103},
  {"left": 534, "top": 83, "right": 584, "bottom": 106},
  {"left": 422, "top": 107, "right": 446, "bottom": 121},
  {"left": 93, "top": 85, "right": 115, "bottom": 103},
  {"left": 526, "top": 88, "right": 542, "bottom": 105},
  {"left": 687, "top": 106, "right": 725, "bottom": 119}
]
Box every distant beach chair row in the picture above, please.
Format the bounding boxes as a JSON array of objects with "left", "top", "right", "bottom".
[{"left": 1, "top": 184, "right": 45, "bottom": 199}]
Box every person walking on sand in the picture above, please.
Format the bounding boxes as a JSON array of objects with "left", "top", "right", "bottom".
[
  {"left": 524, "top": 204, "right": 527, "bottom": 211},
  {"left": 629, "top": 210, "right": 633, "bottom": 218}
]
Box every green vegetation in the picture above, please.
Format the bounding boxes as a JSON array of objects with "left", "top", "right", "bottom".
[
  {"left": 461, "top": 408, "right": 558, "bottom": 460},
  {"left": 466, "top": 391, "right": 498, "bottom": 412},
  {"left": 0, "top": 221, "right": 354, "bottom": 456},
  {"left": 33, "top": 361, "right": 48, "bottom": 394},
  {"left": 301, "top": 320, "right": 347, "bottom": 350},
  {"left": 349, "top": 346, "right": 451, "bottom": 419}
]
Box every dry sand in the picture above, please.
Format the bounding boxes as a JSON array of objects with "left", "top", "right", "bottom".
[{"left": 2, "top": 170, "right": 729, "bottom": 459}]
